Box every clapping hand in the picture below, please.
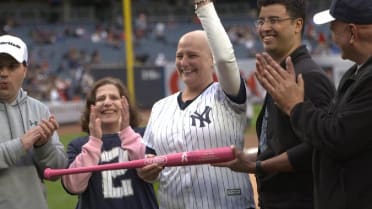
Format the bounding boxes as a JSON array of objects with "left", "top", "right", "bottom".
[
  {"left": 89, "top": 105, "right": 102, "bottom": 139},
  {"left": 255, "top": 53, "right": 304, "bottom": 115},
  {"left": 119, "top": 96, "right": 130, "bottom": 131},
  {"left": 22, "top": 115, "right": 59, "bottom": 150},
  {"left": 34, "top": 115, "right": 59, "bottom": 147}
]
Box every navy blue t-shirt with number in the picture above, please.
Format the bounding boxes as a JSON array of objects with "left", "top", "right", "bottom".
[{"left": 62, "top": 127, "right": 158, "bottom": 209}]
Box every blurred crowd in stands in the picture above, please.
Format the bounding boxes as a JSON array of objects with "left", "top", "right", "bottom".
[{"left": 0, "top": 1, "right": 335, "bottom": 103}]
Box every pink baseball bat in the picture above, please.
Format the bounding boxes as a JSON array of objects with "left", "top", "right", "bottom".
[{"left": 44, "top": 146, "right": 234, "bottom": 179}]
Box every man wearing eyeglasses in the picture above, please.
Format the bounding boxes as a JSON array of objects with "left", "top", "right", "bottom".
[
  {"left": 216, "top": 1, "right": 334, "bottom": 209},
  {"left": 254, "top": 0, "right": 372, "bottom": 208},
  {"left": 253, "top": 1, "right": 335, "bottom": 209}
]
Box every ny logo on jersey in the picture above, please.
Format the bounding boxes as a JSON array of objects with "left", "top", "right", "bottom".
[
  {"left": 29, "top": 120, "right": 38, "bottom": 126},
  {"left": 191, "top": 106, "right": 212, "bottom": 127}
]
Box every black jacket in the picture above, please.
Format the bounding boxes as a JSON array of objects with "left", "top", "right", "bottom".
[
  {"left": 291, "top": 57, "right": 372, "bottom": 209},
  {"left": 256, "top": 45, "right": 335, "bottom": 208}
]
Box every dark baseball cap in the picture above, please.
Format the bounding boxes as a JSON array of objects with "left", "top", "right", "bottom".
[{"left": 313, "top": 0, "right": 372, "bottom": 25}]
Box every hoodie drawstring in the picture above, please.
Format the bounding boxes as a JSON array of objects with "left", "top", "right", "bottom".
[
  {"left": 1, "top": 93, "right": 27, "bottom": 139},
  {"left": 3, "top": 103, "right": 14, "bottom": 139}
]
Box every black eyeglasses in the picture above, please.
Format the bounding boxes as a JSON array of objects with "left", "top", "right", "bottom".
[{"left": 255, "top": 17, "right": 295, "bottom": 28}]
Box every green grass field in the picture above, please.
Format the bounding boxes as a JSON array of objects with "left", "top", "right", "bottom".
[{"left": 46, "top": 132, "right": 83, "bottom": 209}]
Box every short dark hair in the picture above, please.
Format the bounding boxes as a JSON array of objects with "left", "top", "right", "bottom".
[
  {"left": 80, "top": 77, "right": 140, "bottom": 133},
  {"left": 0, "top": 53, "right": 27, "bottom": 67},
  {"left": 257, "top": 0, "right": 307, "bottom": 34}
]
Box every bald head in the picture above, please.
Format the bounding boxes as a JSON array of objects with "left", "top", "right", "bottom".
[
  {"left": 180, "top": 30, "right": 207, "bottom": 42},
  {"left": 178, "top": 30, "right": 213, "bottom": 59},
  {"left": 175, "top": 30, "right": 215, "bottom": 94}
]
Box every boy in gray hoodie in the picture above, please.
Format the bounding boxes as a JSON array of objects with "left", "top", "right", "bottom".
[{"left": 0, "top": 34, "right": 68, "bottom": 209}]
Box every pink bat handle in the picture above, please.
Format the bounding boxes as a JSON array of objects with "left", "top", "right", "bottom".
[{"left": 44, "top": 146, "right": 234, "bottom": 179}]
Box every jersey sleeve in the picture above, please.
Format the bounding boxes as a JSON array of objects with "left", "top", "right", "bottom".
[{"left": 195, "top": 3, "right": 242, "bottom": 97}]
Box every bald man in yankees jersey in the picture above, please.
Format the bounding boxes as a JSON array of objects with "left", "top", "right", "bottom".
[{"left": 137, "top": 1, "right": 255, "bottom": 209}]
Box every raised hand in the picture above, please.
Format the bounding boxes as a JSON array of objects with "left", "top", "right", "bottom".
[
  {"left": 89, "top": 105, "right": 102, "bottom": 139},
  {"left": 194, "top": 0, "right": 211, "bottom": 8},
  {"left": 255, "top": 53, "right": 304, "bottom": 115},
  {"left": 119, "top": 96, "right": 130, "bottom": 131}
]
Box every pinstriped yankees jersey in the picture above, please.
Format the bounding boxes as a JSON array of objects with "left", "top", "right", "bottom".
[{"left": 143, "top": 82, "right": 255, "bottom": 209}]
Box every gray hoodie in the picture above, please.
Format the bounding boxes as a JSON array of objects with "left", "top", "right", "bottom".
[{"left": 0, "top": 89, "right": 68, "bottom": 209}]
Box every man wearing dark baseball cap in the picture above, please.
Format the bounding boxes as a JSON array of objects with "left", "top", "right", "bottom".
[
  {"left": 313, "top": 0, "right": 372, "bottom": 25},
  {"left": 253, "top": 0, "right": 372, "bottom": 209}
]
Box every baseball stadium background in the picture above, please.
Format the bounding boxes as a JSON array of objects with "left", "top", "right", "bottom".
[{"left": 0, "top": 0, "right": 352, "bottom": 208}]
